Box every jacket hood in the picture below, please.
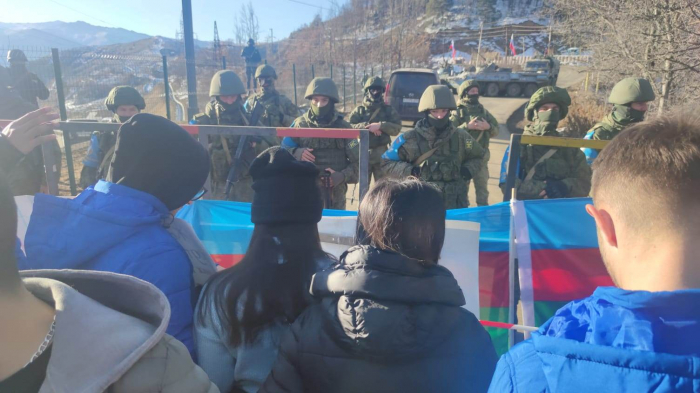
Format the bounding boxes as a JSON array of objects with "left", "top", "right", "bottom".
[
  {"left": 23, "top": 181, "right": 169, "bottom": 270},
  {"left": 20, "top": 269, "right": 169, "bottom": 392},
  {"left": 311, "top": 245, "right": 467, "bottom": 360},
  {"left": 532, "top": 287, "right": 700, "bottom": 391}
]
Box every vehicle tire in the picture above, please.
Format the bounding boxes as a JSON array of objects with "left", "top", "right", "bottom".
[
  {"left": 506, "top": 83, "right": 522, "bottom": 97},
  {"left": 486, "top": 83, "right": 500, "bottom": 97},
  {"left": 524, "top": 83, "right": 539, "bottom": 97}
]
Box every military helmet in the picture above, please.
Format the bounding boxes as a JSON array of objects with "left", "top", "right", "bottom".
[
  {"left": 525, "top": 86, "right": 571, "bottom": 121},
  {"left": 209, "top": 70, "right": 246, "bottom": 97},
  {"left": 304, "top": 77, "right": 339, "bottom": 103},
  {"left": 104, "top": 86, "right": 146, "bottom": 111},
  {"left": 7, "top": 49, "right": 28, "bottom": 63},
  {"left": 255, "top": 64, "right": 277, "bottom": 80},
  {"left": 458, "top": 79, "right": 480, "bottom": 98},
  {"left": 418, "top": 85, "right": 457, "bottom": 112},
  {"left": 363, "top": 76, "right": 385, "bottom": 91},
  {"left": 608, "top": 77, "right": 656, "bottom": 105}
]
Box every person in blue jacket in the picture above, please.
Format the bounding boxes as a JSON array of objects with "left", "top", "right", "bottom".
[
  {"left": 489, "top": 110, "right": 700, "bottom": 392},
  {"left": 20, "top": 113, "right": 210, "bottom": 357}
]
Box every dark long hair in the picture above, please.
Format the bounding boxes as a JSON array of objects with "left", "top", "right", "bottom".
[
  {"left": 356, "top": 178, "right": 446, "bottom": 264},
  {"left": 198, "top": 223, "right": 332, "bottom": 346}
]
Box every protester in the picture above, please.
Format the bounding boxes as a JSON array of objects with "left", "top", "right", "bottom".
[
  {"left": 19, "top": 113, "right": 210, "bottom": 357},
  {"left": 195, "top": 147, "right": 333, "bottom": 393},
  {"left": 489, "top": 110, "right": 700, "bottom": 392},
  {"left": 260, "top": 178, "right": 498, "bottom": 393}
]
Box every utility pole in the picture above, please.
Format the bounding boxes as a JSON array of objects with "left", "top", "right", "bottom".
[
  {"left": 547, "top": 24, "right": 553, "bottom": 55},
  {"left": 213, "top": 21, "right": 221, "bottom": 66},
  {"left": 504, "top": 25, "right": 508, "bottom": 60},
  {"left": 476, "top": 21, "right": 483, "bottom": 67},
  {"left": 522, "top": 36, "right": 525, "bottom": 56},
  {"left": 182, "top": 0, "right": 198, "bottom": 119}
]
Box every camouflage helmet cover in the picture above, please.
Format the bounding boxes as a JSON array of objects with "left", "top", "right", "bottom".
[
  {"left": 363, "top": 76, "right": 386, "bottom": 91},
  {"left": 608, "top": 77, "right": 656, "bottom": 105},
  {"left": 304, "top": 77, "right": 340, "bottom": 103},
  {"left": 7, "top": 49, "right": 28, "bottom": 63},
  {"left": 209, "top": 70, "right": 246, "bottom": 97},
  {"left": 418, "top": 85, "right": 457, "bottom": 112},
  {"left": 104, "top": 86, "right": 146, "bottom": 111},
  {"left": 255, "top": 64, "right": 277, "bottom": 79},
  {"left": 525, "top": 86, "right": 572, "bottom": 121},
  {"left": 458, "top": 79, "right": 480, "bottom": 98}
]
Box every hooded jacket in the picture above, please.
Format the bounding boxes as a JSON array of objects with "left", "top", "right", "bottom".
[
  {"left": 20, "top": 180, "right": 196, "bottom": 355},
  {"left": 17, "top": 269, "right": 217, "bottom": 393},
  {"left": 260, "top": 246, "right": 498, "bottom": 393},
  {"left": 489, "top": 287, "right": 700, "bottom": 392}
]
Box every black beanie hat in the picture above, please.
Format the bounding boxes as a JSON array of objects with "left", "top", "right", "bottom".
[
  {"left": 250, "top": 147, "right": 323, "bottom": 225},
  {"left": 107, "top": 113, "right": 210, "bottom": 211}
]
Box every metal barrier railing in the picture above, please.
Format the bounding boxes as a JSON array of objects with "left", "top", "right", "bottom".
[
  {"left": 502, "top": 134, "right": 610, "bottom": 201},
  {"left": 26, "top": 121, "right": 370, "bottom": 204}
]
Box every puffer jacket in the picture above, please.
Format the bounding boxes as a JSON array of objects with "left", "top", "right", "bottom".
[
  {"left": 260, "top": 245, "right": 498, "bottom": 393},
  {"left": 20, "top": 180, "right": 196, "bottom": 356},
  {"left": 489, "top": 287, "right": 700, "bottom": 392},
  {"left": 20, "top": 269, "right": 218, "bottom": 393}
]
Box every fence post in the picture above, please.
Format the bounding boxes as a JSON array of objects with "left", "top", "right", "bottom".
[
  {"left": 311, "top": 64, "right": 315, "bottom": 79},
  {"left": 353, "top": 63, "right": 357, "bottom": 106},
  {"left": 359, "top": 130, "right": 370, "bottom": 201},
  {"left": 292, "top": 63, "right": 298, "bottom": 107},
  {"left": 163, "top": 55, "right": 172, "bottom": 120},
  {"left": 51, "top": 48, "right": 76, "bottom": 196},
  {"left": 222, "top": 56, "right": 227, "bottom": 70},
  {"left": 595, "top": 73, "right": 600, "bottom": 94},
  {"left": 503, "top": 134, "right": 522, "bottom": 202},
  {"left": 584, "top": 72, "right": 590, "bottom": 92},
  {"left": 330, "top": 64, "right": 333, "bottom": 79},
  {"left": 342, "top": 65, "right": 346, "bottom": 112}
]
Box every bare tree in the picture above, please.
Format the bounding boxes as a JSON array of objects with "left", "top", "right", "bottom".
[{"left": 551, "top": 0, "right": 700, "bottom": 112}]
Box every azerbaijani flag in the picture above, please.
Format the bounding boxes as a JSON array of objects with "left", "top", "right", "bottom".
[
  {"left": 509, "top": 34, "right": 517, "bottom": 56},
  {"left": 513, "top": 198, "right": 614, "bottom": 327}
]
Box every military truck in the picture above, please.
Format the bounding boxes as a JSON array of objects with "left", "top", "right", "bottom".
[
  {"left": 462, "top": 63, "right": 552, "bottom": 98},
  {"left": 522, "top": 56, "right": 560, "bottom": 86}
]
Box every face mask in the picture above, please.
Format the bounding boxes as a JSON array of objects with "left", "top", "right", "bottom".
[
  {"left": 427, "top": 114, "right": 450, "bottom": 129},
  {"left": 529, "top": 109, "right": 561, "bottom": 135},
  {"left": 311, "top": 103, "right": 333, "bottom": 118},
  {"left": 467, "top": 94, "right": 479, "bottom": 105},
  {"left": 537, "top": 110, "right": 560, "bottom": 124},
  {"left": 368, "top": 90, "right": 383, "bottom": 103},
  {"left": 217, "top": 98, "right": 239, "bottom": 112},
  {"left": 612, "top": 104, "right": 645, "bottom": 125},
  {"left": 118, "top": 115, "right": 131, "bottom": 123}
]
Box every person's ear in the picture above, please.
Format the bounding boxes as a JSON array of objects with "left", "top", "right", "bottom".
[{"left": 586, "top": 204, "right": 618, "bottom": 248}]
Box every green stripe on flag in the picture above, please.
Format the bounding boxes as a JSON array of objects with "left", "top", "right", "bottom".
[
  {"left": 480, "top": 307, "right": 509, "bottom": 355},
  {"left": 534, "top": 301, "right": 569, "bottom": 326}
]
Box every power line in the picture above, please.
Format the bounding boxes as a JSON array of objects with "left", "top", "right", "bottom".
[
  {"left": 46, "top": 0, "right": 118, "bottom": 28},
  {"left": 286, "top": 0, "right": 330, "bottom": 11}
]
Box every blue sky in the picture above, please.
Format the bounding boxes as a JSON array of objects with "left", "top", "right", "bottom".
[{"left": 2, "top": 0, "right": 344, "bottom": 41}]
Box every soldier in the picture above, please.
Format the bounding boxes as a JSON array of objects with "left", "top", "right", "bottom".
[
  {"left": 381, "top": 85, "right": 484, "bottom": 209},
  {"left": 450, "top": 79, "right": 499, "bottom": 206},
  {"left": 80, "top": 86, "right": 146, "bottom": 189},
  {"left": 192, "top": 70, "right": 258, "bottom": 202},
  {"left": 583, "top": 77, "right": 656, "bottom": 164},
  {"left": 241, "top": 39, "right": 262, "bottom": 91},
  {"left": 6, "top": 49, "right": 49, "bottom": 109},
  {"left": 499, "top": 86, "right": 591, "bottom": 200},
  {"left": 244, "top": 64, "right": 297, "bottom": 150},
  {"left": 282, "top": 77, "right": 359, "bottom": 210},
  {"left": 347, "top": 76, "right": 401, "bottom": 182}
]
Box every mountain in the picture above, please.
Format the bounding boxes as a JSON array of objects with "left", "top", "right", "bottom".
[{"left": 0, "top": 21, "right": 151, "bottom": 49}]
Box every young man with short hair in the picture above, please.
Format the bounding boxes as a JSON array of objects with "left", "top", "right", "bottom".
[{"left": 489, "top": 110, "right": 700, "bottom": 392}]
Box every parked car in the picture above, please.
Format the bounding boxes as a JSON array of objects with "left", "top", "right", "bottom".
[{"left": 385, "top": 68, "right": 439, "bottom": 123}]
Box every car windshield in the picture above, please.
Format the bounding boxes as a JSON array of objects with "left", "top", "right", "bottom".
[{"left": 390, "top": 73, "right": 436, "bottom": 97}]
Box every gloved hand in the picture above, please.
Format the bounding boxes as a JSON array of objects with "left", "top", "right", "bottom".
[
  {"left": 544, "top": 179, "right": 569, "bottom": 199},
  {"left": 461, "top": 167, "right": 472, "bottom": 180},
  {"left": 411, "top": 166, "right": 421, "bottom": 178}
]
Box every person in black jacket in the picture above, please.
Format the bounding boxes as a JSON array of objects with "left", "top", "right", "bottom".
[
  {"left": 240, "top": 39, "right": 262, "bottom": 91},
  {"left": 260, "top": 178, "right": 498, "bottom": 393}
]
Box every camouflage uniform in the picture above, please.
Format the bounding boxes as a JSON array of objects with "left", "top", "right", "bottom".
[
  {"left": 382, "top": 85, "right": 484, "bottom": 209},
  {"left": 347, "top": 76, "right": 402, "bottom": 181},
  {"left": 283, "top": 78, "right": 359, "bottom": 210},
  {"left": 500, "top": 86, "right": 591, "bottom": 200},
  {"left": 583, "top": 77, "right": 656, "bottom": 165},
  {"left": 450, "top": 79, "right": 499, "bottom": 206},
  {"left": 6, "top": 50, "right": 49, "bottom": 108},
  {"left": 192, "top": 70, "right": 257, "bottom": 202},
  {"left": 81, "top": 86, "right": 146, "bottom": 189}
]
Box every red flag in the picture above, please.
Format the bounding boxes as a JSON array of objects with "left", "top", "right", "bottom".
[
  {"left": 509, "top": 34, "right": 517, "bottom": 56},
  {"left": 450, "top": 40, "right": 456, "bottom": 60}
]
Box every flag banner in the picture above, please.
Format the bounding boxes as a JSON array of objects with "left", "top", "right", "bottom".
[{"left": 509, "top": 34, "right": 517, "bottom": 56}]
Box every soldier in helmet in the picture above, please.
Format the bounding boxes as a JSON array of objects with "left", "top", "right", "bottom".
[
  {"left": 241, "top": 39, "right": 262, "bottom": 91},
  {"left": 282, "top": 77, "right": 359, "bottom": 210},
  {"left": 347, "top": 76, "right": 401, "bottom": 182},
  {"left": 583, "top": 77, "right": 656, "bottom": 164},
  {"left": 6, "top": 49, "right": 49, "bottom": 108},
  {"left": 192, "top": 70, "right": 258, "bottom": 201},
  {"left": 244, "top": 64, "right": 298, "bottom": 133},
  {"left": 450, "top": 79, "right": 499, "bottom": 206},
  {"left": 79, "top": 86, "right": 146, "bottom": 189},
  {"left": 382, "top": 85, "right": 484, "bottom": 209},
  {"left": 499, "top": 86, "right": 591, "bottom": 200}
]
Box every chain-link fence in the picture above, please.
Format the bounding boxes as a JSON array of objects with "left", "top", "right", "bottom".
[{"left": 0, "top": 45, "right": 392, "bottom": 196}]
